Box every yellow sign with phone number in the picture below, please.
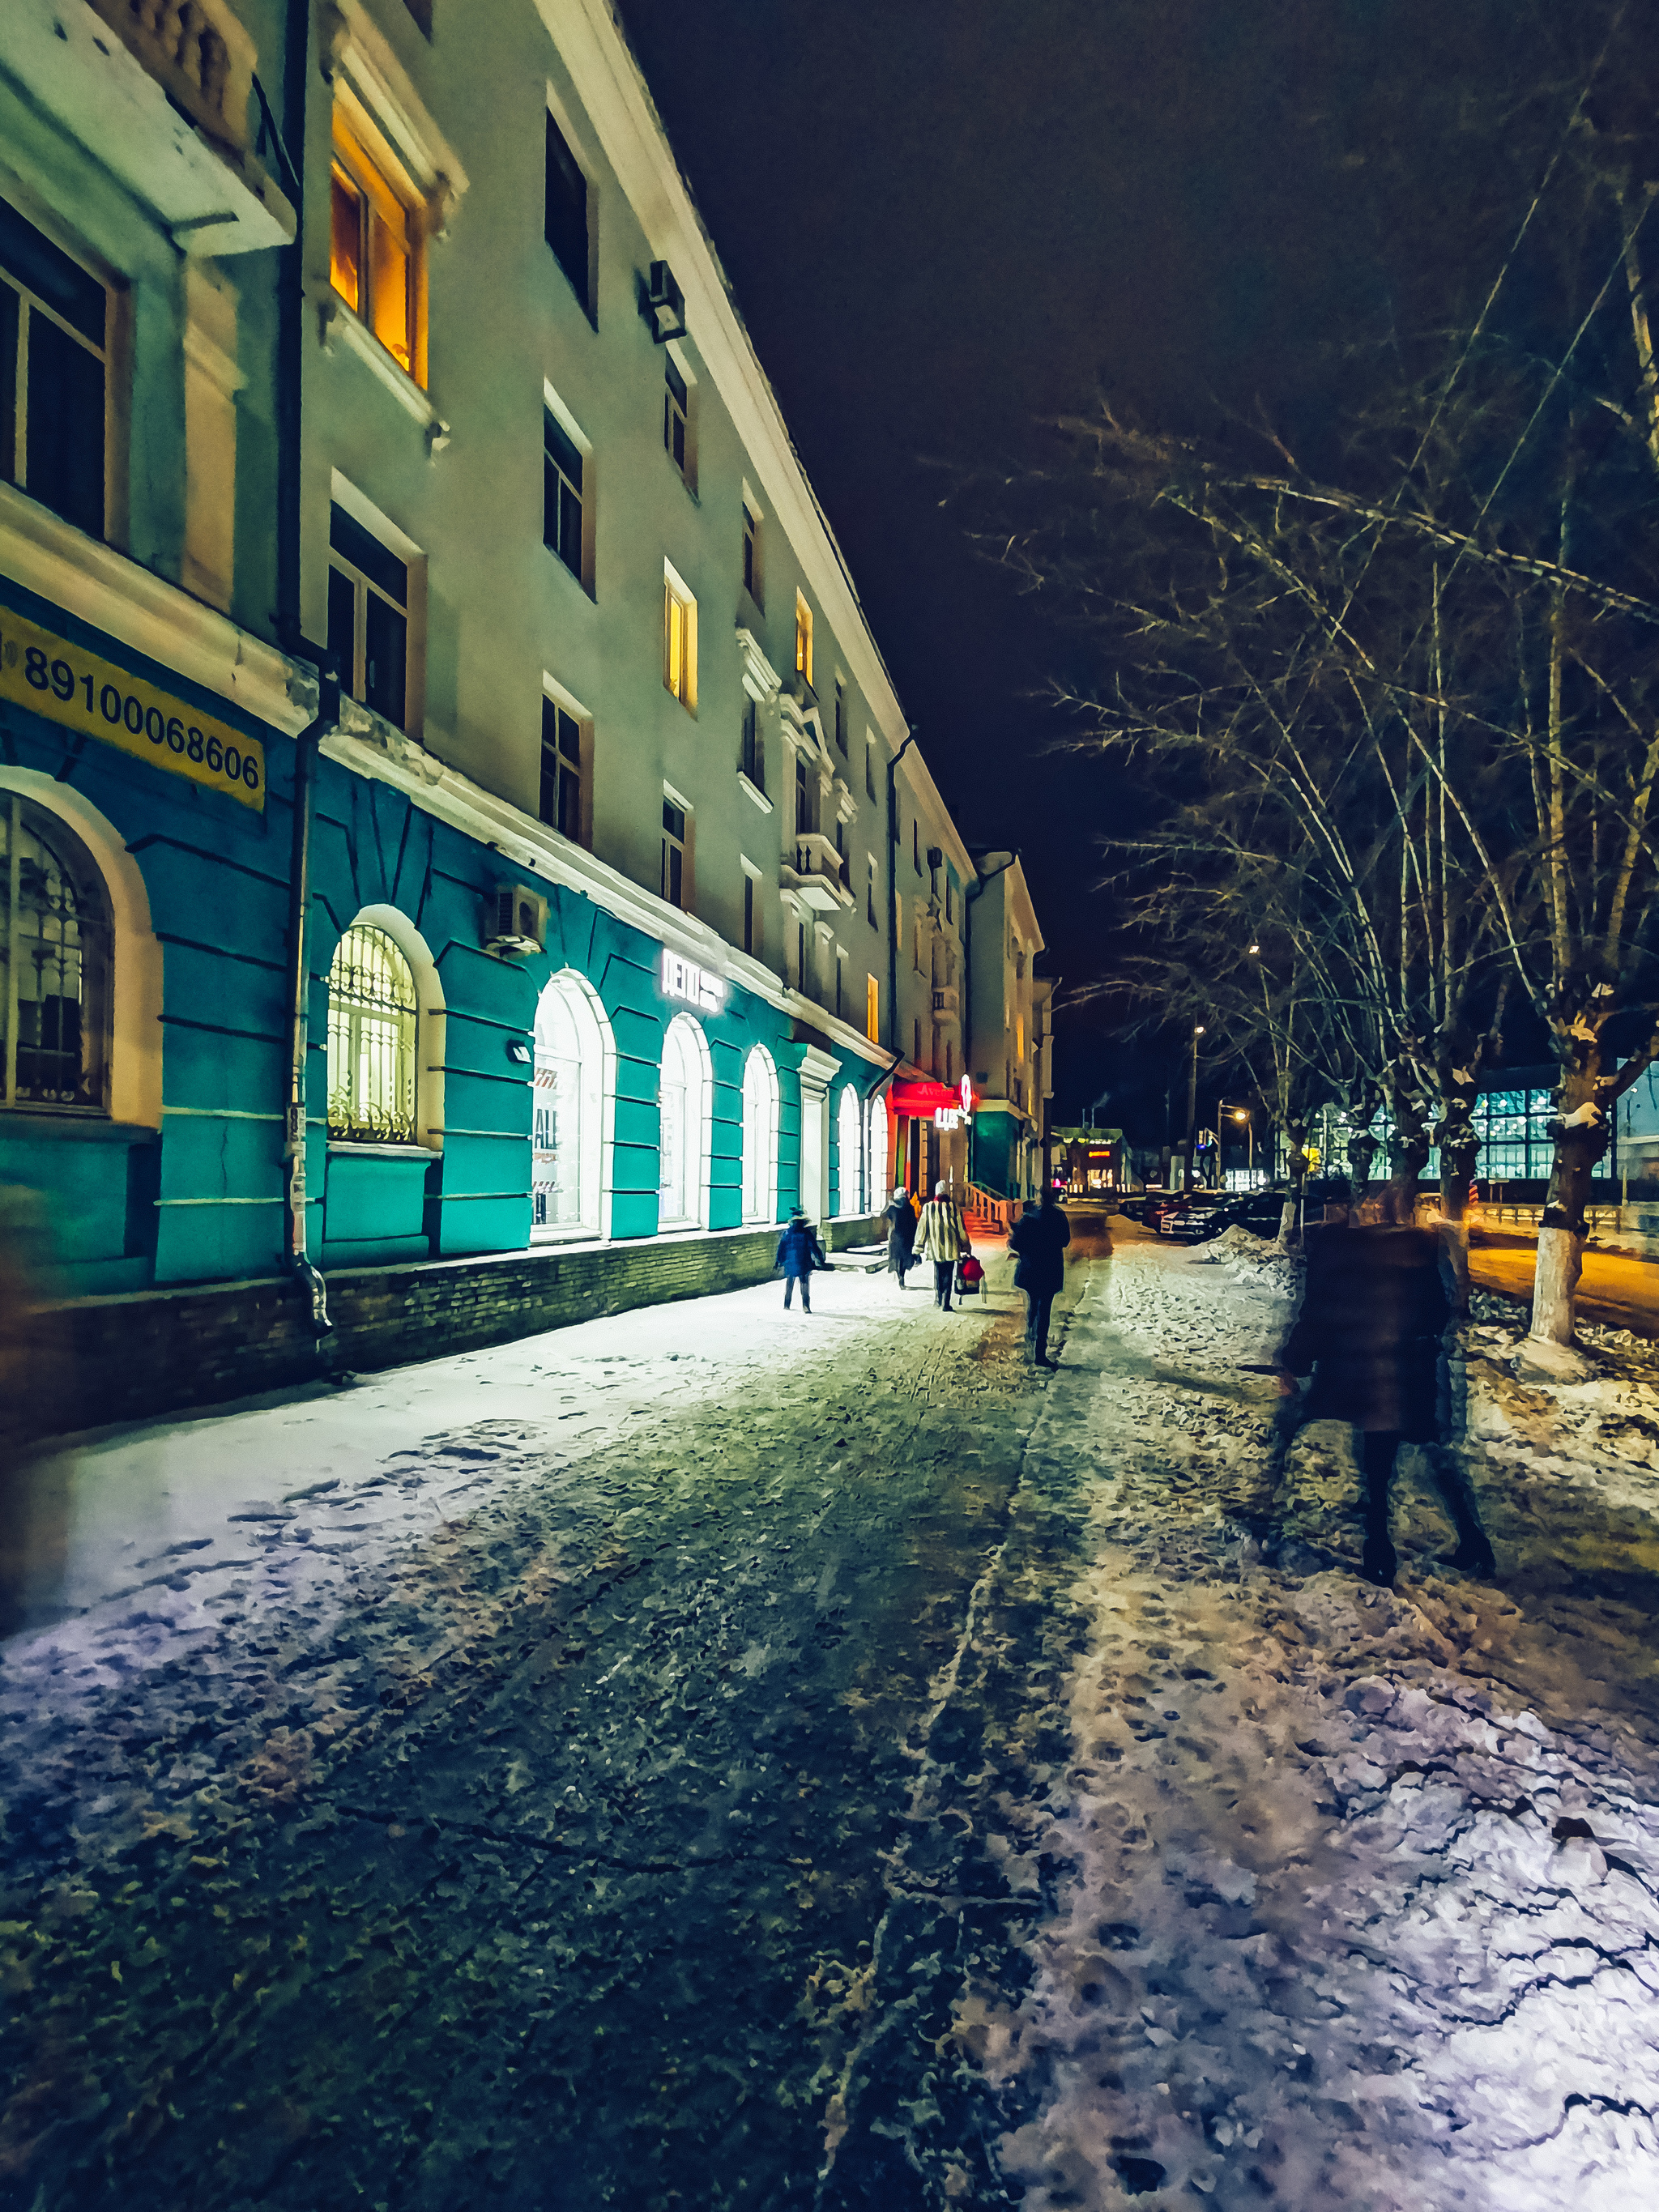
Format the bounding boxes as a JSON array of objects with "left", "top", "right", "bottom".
[{"left": 0, "top": 605, "right": 266, "bottom": 811}]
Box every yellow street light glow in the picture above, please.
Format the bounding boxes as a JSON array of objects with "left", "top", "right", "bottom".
[
  {"left": 1194, "top": 1024, "right": 1205, "bottom": 1035},
  {"left": 1232, "top": 1109, "right": 1247, "bottom": 1120},
  {"left": 1247, "top": 942, "right": 1260, "bottom": 954}
]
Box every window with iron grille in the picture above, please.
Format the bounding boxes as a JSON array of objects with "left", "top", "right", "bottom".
[
  {"left": 540, "top": 697, "right": 585, "bottom": 842},
  {"left": 327, "top": 502, "right": 409, "bottom": 730},
  {"left": 662, "top": 797, "right": 687, "bottom": 909},
  {"left": 545, "top": 111, "right": 590, "bottom": 310},
  {"left": 544, "top": 407, "right": 583, "bottom": 581},
  {"left": 326, "top": 924, "right": 419, "bottom": 1143},
  {"left": 0, "top": 795, "right": 110, "bottom": 1111},
  {"left": 0, "top": 196, "right": 106, "bottom": 541}
]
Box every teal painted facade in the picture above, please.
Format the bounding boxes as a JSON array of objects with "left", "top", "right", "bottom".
[{"left": 1, "top": 578, "right": 881, "bottom": 1294}]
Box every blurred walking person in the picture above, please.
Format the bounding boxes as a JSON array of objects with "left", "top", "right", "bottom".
[
  {"left": 776, "top": 1205, "right": 825, "bottom": 1313},
  {"left": 915, "top": 1181, "right": 970, "bottom": 1311},
  {"left": 1009, "top": 1191, "right": 1070, "bottom": 1366},
  {"left": 882, "top": 1183, "right": 917, "bottom": 1289},
  {"left": 1277, "top": 1196, "right": 1494, "bottom": 1586}
]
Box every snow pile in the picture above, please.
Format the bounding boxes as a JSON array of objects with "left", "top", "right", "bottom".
[{"left": 975, "top": 1238, "right": 1659, "bottom": 2211}]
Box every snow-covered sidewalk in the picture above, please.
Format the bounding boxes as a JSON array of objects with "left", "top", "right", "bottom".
[{"left": 979, "top": 1234, "right": 1659, "bottom": 2211}]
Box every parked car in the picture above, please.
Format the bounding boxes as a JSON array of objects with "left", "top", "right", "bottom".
[{"left": 1154, "top": 1192, "right": 1228, "bottom": 1240}]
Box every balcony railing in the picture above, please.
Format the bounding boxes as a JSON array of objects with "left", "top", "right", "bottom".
[
  {"left": 782, "top": 834, "right": 851, "bottom": 912},
  {"left": 87, "top": 0, "right": 257, "bottom": 154}
]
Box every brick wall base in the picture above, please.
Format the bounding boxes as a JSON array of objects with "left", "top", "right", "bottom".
[{"left": 35, "top": 1217, "right": 886, "bottom": 1434}]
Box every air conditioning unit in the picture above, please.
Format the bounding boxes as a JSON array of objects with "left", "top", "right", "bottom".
[
  {"left": 645, "top": 261, "right": 687, "bottom": 342},
  {"left": 484, "top": 884, "right": 547, "bottom": 957}
]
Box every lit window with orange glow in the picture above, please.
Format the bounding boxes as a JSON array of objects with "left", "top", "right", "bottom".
[
  {"left": 330, "top": 113, "right": 424, "bottom": 386},
  {"left": 795, "top": 594, "right": 813, "bottom": 691},
  {"left": 664, "top": 567, "right": 697, "bottom": 711}
]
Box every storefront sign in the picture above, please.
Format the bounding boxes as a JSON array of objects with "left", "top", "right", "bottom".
[
  {"left": 934, "top": 1106, "right": 965, "bottom": 1131},
  {"left": 661, "top": 948, "right": 725, "bottom": 1011},
  {"left": 892, "top": 1074, "right": 975, "bottom": 1119},
  {"left": 0, "top": 605, "right": 265, "bottom": 811}
]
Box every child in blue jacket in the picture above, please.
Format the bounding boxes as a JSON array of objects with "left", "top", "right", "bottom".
[{"left": 775, "top": 1208, "right": 826, "bottom": 1311}]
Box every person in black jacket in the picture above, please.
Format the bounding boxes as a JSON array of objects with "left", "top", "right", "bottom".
[
  {"left": 882, "top": 1185, "right": 917, "bottom": 1289},
  {"left": 1277, "top": 1208, "right": 1494, "bottom": 1586},
  {"left": 775, "top": 1207, "right": 826, "bottom": 1311},
  {"left": 1008, "top": 1191, "right": 1070, "bottom": 1366}
]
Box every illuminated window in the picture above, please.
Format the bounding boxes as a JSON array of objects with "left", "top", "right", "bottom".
[
  {"left": 330, "top": 113, "right": 423, "bottom": 384},
  {"left": 663, "top": 565, "right": 697, "bottom": 710},
  {"left": 865, "top": 974, "right": 880, "bottom": 1046},
  {"left": 742, "top": 502, "right": 762, "bottom": 605},
  {"left": 741, "top": 1046, "right": 778, "bottom": 1223},
  {"left": 326, "top": 924, "right": 418, "bottom": 1144},
  {"left": 838, "top": 1085, "right": 863, "bottom": 1214},
  {"left": 539, "top": 697, "right": 586, "bottom": 843},
  {"left": 0, "top": 196, "right": 107, "bottom": 541},
  {"left": 327, "top": 502, "right": 410, "bottom": 730},
  {"left": 0, "top": 795, "right": 110, "bottom": 1111},
  {"left": 543, "top": 406, "right": 584, "bottom": 582},
  {"left": 545, "top": 111, "right": 589, "bottom": 310},
  {"left": 795, "top": 595, "right": 814, "bottom": 690},
  {"left": 661, "top": 796, "right": 688, "bottom": 909}
]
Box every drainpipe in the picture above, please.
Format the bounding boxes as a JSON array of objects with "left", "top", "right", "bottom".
[
  {"left": 965, "top": 852, "right": 1017, "bottom": 1198},
  {"left": 283, "top": 676, "right": 339, "bottom": 1332},
  {"left": 273, "top": 0, "right": 336, "bottom": 1332},
  {"left": 885, "top": 728, "right": 919, "bottom": 1062}
]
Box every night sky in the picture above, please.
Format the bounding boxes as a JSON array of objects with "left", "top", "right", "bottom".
[{"left": 616, "top": 0, "right": 1555, "bottom": 1138}]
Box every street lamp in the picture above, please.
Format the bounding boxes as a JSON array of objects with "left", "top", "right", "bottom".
[{"left": 1184, "top": 1024, "right": 1205, "bottom": 1192}]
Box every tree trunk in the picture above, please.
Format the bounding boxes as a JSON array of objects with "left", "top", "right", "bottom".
[
  {"left": 1381, "top": 1063, "right": 1433, "bottom": 1224},
  {"left": 1529, "top": 1018, "right": 1619, "bottom": 1343},
  {"left": 1280, "top": 1116, "right": 1311, "bottom": 1244},
  {"left": 1347, "top": 1128, "right": 1380, "bottom": 1193},
  {"left": 1435, "top": 1071, "right": 1481, "bottom": 1312}
]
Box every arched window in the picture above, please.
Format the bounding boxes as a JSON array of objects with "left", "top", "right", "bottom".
[
  {"left": 867, "top": 1092, "right": 889, "bottom": 1206},
  {"left": 837, "top": 1085, "right": 863, "bottom": 1217},
  {"left": 0, "top": 794, "right": 111, "bottom": 1110},
  {"left": 658, "top": 1012, "right": 710, "bottom": 1230},
  {"left": 326, "top": 923, "right": 418, "bottom": 1142},
  {"left": 741, "top": 1046, "right": 778, "bottom": 1224},
  {"left": 532, "top": 970, "right": 612, "bottom": 1238}
]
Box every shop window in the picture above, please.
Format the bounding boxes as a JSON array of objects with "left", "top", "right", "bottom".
[
  {"left": 545, "top": 110, "right": 590, "bottom": 310},
  {"left": 540, "top": 695, "right": 587, "bottom": 843},
  {"left": 659, "top": 1012, "right": 710, "bottom": 1229},
  {"left": 328, "top": 501, "right": 411, "bottom": 730},
  {"left": 741, "top": 1045, "right": 778, "bottom": 1224},
  {"left": 663, "top": 563, "right": 697, "bottom": 710},
  {"left": 0, "top": 196, "right": 107, "bottom": 541},
  {"left": 867, "top": 1089, "right": 888, "bottom": 1197},
  {"left": 326, "top": 923, "right": 419, "bottom": 1143},
  {"left": 532, "top": 970, "right": 611, "bottom": 1239},
  {"left": 838, "top": 1087, "right": 863, "bottom": 1215},
  {"left": 330, "top": 112, "right": 424, "bottom": 384},
  {"left": 0, "top": 795, "right": 110, "bottom": 1111}
]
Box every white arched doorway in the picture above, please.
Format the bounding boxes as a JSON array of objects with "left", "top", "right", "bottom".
[
  {"left": 531, "top": 969, "right": 613, "bottom": 1240},
  {"left": 658, "top": 1012, "right": 711, "bottom": 1230},
  {"left": 741, "top": 1045, "right": 779, "bottom": 1224},
  {"left": 867, "top": 1091, "right": 889, "bottom": 1207},
  {"left": 837, "top": 1085, "right": 863, "bottom": 1217}
]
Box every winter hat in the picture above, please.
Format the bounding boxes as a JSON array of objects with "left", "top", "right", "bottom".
[
  {"left": 934, "top": 1180, "right": 949, "bottom": 1196},
  {"left": 893, "top": 1184, "right": 907, "bottom": 1200}
]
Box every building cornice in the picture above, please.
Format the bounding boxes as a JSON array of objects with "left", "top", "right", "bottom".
[
  {"left": 324, "top": 711, "right": 891, "bottom": 1070},
  {"left": 545, "top": 0, "right": 911, "bottom": 757},
  {"left": 0, "top": 484, "right": 316, "bottom": 736},
  {"left": 895, "top": 743, "right": 975, "bottom": 882}
]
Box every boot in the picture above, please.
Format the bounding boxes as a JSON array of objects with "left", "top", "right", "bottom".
[
  {"left": 1360, "top": 1431, "right": 1399, "bottom": 1588},
  {"left": 1361, "top": 1528, "right": 1397, "bottom": 1587},
  {"left": 1424, "top": 1446, "right": 1497, "bottom": 1578}
]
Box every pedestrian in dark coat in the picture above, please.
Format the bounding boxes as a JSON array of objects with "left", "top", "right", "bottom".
[
  {"left": 776, "top": 1207, "right": 825, "bottom": 1311},
  {"left": 1277, "top": 1217, "right": 1493, "bottom": 1587},
  {"left": 882, "top": 1185, "right": 916, "bottom": 1287},
  {"left": 1009, "top": 1192, "right": 1070, "bottom": 1366}
]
